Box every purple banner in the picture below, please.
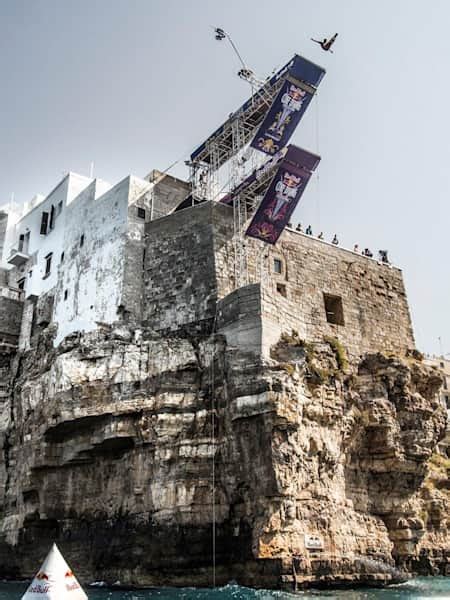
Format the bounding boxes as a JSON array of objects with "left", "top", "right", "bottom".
[
  {"left": 245, "top": 145, "right": 320, "bottom": 245},
  {"left": 220, "top": 149, "right": 286, "bottom": 205},
  {"left": 250, "top": 78, "right": 313, "bottom": 156}
]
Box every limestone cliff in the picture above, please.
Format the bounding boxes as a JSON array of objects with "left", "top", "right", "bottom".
[{"left": 0, "top": 323, "right": 448, "bottom": 590}]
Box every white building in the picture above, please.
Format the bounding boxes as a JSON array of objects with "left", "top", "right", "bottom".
[
  {"left": 0, "top": 170, "right": 189, "bottom": 347},
  {"left": 424, "top": 354, "right": 450, "bottom": 454},
  {"left": 0, "top": 173, "right": 179, "bottom": 348}
]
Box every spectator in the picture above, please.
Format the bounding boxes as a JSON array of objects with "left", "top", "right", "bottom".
[
  {"left": 296, "top": 223, "right": 303, "bottom": 232},
  {"left": 318, "top": 231, "right": 324, "bottom": 240},
  {"left": 353, "top": 244, "right": 359, "bottom": 253},
  {"left": 332, "top": 234, "right": 339, "bottom": 245},
  {"left": 363, "top": 248, "right": 373, "bottom": 258},
  {"left": 379, "top": 250, "right": 389, "bottom": 264},
  {"left": 306, "top": 225, "right": 313, "bottom": 235},
  {"left": 287, "top": 221, "right": 293, "bottom": 228}
]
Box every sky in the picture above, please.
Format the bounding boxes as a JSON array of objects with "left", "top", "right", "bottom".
[{"left": 0, "top": 0, "right": 448, "bottom": 356}]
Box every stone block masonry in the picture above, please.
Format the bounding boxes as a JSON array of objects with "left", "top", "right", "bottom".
[
  {"left": 144, "top": 202, "right": 226, "bottom": 332},
  {"left": 0, "top": 295, "right": 23, "bottom": 347},
  {"left": 255, "top": 229, "right": 415, "bottom": 359},
  {"left": 144, "top": 201, "right": 414, "bottom": 361}
]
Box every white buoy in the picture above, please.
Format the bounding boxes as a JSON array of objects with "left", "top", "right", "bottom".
[{"left": 22, "top": 543, "right": 88, "bottom": 599}]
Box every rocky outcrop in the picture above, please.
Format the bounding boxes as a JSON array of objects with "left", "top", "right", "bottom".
[{"left": 0, "top": 325, "right": 448, "bottom": 590}]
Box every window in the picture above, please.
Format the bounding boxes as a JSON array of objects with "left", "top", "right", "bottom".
[
  {"left": 28, "top": 270, "right": 32, "bottom": 278},
  {"left": 44, "top": 253, "right": 53, "bottom": 278},
  {"left": 273, "top": 258, "right": 282, "bottom": 274},
  {"left": 17, "top": 278, "right": 25, "bottom": 291},
  {"left": 18, "top": 234, "right": 24, "bottom": 251},
  {"left": 56, "top": 201, "right": 63, "bottom": 216},
  {"left": 40, "top": 211, "right": 49, "bottom": 235},
  {"left": 276, "top": 283, "right": 287, "bottom": 297},
  {"left": 49, "top": 205, "right": 55, "bottom": 230},
  {"left": 64, "top": 290, "right": 68, "bottom": 300},
  {"left": 60, "top": 251, "right": 65, "bottom": 263},
  {"left": 323, "top": 293, "right": 345, "bottom": 326},
  {"left": 137, "top": 207, "right": 146, "bottom": 220},
  {"left": 80, "top": 234, "right": 85, "bottom": 247}
]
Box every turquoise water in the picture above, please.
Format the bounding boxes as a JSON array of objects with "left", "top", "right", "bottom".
[{"left": 2, "top": 578, "right": 450, "bottom": 599}]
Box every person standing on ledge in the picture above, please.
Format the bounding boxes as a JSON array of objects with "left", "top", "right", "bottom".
[
  {"left": 306, "top": 225, "right": 313, "bottom": 235},
  {"left": 318, "top": 231, "right": 324, "bottom": 240},
  {"left": 332, "top": 234, "right": 339, "bottom": 245},
  {"left": 353, "top": 244, "right": 359, "bottom": 253},
  {"left": 296, "top": 223, "right": 303, "bottom": 232}
]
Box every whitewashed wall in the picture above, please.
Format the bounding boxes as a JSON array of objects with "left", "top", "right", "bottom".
[
  {"left": 53, "top": 175, "right": 150, "bottom": 345},
  {"left": 5, "top": 173, "right": 93, "bottom": 295}
]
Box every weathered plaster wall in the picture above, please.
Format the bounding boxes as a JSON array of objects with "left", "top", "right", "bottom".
[
  {"left": 6, "top": 173, "right": 95, "bottom": 297},
  {"left": 52, "top": 176, "right": 150, "bottom": 345},
  {"left": 0, "top": 213, "right": 7, "bottom": 266}
]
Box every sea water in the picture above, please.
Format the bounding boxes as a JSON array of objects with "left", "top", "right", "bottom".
[{"left": 1, "top": 578, "right": 450, "bottom": 599}]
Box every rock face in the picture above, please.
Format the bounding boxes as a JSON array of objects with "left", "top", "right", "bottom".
[{"left": 0, "top": 323, "right": 448, "bottom": 589}]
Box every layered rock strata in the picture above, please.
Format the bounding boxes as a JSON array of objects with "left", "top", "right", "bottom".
[{"left": 0, "top": 323, "right": 448, "bottom": 589}]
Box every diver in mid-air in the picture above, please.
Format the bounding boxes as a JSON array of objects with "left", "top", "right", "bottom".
[{"left": 311, "top": 33, "right": 338, "bottom": 52}]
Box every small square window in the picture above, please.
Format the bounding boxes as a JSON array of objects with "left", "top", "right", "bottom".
[
  {"left": 80, "top": 234, "right": 85, "bottom": 247},
  {"left": 49, "top": 205, "right": 55, "bottom": 230},
  {"left": 276, "top": 283, "right": 287, "bottom": 297},
  {"left": 44, "top": 253, "right": 53, "bottom": 278},
  {"left": 40, "top": 211, "right": 49, "bottom": 235},
  {"left": 64, "top": 289, "right": 68, "bottom": 300},
  {"left": 323, "top": 293, "right": 345, "bottom": 326},
  {"left": 60, "top": 251, "right": 65, "bottom": 263},
  {"left": 17, "top": 278, "right": 26, "bottom": 291},
  {"left": 137, "top": 207, "right": 146, "bottom": 220},
  {"left": 273, "top": 258, "right": 282, "bottom": 274}
]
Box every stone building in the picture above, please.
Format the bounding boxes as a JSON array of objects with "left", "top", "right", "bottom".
[
  {"left": 0, "top": 169, "right": 448, "bottom": 589},
  {"left": 0, "top": 170, "right": 189, "bottom": 349},
  {"left": 0, "top": 169, "right": 415, "bottom": 361}
]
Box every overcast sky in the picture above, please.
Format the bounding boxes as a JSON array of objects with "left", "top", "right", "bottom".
[{"left": 0, "top": 0, "right": 448, "bottom": 355}]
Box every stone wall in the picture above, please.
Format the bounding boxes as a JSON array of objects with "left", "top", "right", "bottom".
[
  {"left": 146, "top": 171, "right": 191, "bottom": 219},
  {"left": 216, "top": 284, "right": 262, "bottom": 355},
  {"left": 256, "top": 230, "right": 415, "bottom": 359},
  {"left": 144, "top": 202, "right": 221, "bottom": 332},
  {"left": 0, "top": 295, "right": 23, "bottom": 346},
  {"left": 145, "top": 201, "right": 414, "bottom": 360}
]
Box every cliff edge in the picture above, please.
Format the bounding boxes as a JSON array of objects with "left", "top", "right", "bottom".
[{"left": 0, "top": 322, "right": 448, "bottom": 590}]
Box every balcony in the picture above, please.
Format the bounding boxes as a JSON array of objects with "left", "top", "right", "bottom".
[{"left": 7, "top": 248, "right": 30, "bottom": 267}]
